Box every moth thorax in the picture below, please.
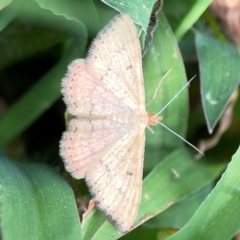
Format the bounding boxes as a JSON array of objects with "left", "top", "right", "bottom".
[
  {"left": 108, "top": 111, "right": 149, "bottom": 125},
  {"left": 147, "top": 113, "right": 162, "bottom": 126}
]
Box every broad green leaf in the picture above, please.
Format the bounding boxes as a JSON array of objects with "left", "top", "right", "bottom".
[
  {"left": 82, "top": 148, "right": 225, "bottom": 239},
  {"left": 168, "top": 146, "right": 240, "bottom": 240},
  {"left": 195, "top": 31, "right": 240, "bottom": 133},
  {"left": 0, "top": 155, "right": 81, "bottom": 240},
  {"left": 101, "top": 0, "right": 157, "bottom": 31},
  {"left": 144, "top": 12, "right": 188, "bottom": 148}
]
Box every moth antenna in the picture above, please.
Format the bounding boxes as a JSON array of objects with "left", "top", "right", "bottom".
[
  {"left": 157, "top": 121, "right": 204, "bottom": 155},
  {"left": 157, "top": 75, "right": 196, "bottom": 116}
]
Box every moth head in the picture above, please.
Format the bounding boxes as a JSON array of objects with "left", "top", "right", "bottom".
[{"left": 147, "top": 113, "right": 163, "bottom": 126}]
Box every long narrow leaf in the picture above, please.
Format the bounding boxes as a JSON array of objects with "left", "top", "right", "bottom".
[{"left": 168, "top": 146, "right": 240, "bottom": 240}]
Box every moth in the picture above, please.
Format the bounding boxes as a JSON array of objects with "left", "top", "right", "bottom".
[{"left": 60, "top": 13, "right": 166, "bottom": 232}]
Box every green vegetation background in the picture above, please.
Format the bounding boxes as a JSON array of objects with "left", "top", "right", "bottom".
[{"left": 0, "top": 0, "right": 239, "bottom": 239}]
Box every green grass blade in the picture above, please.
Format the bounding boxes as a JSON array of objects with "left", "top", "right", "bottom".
[
  {"left": 174, "top": 0, "right": 212, "bottom": 41},
  {"left": 168, "top": 146, "right": 240, "bottom": 240},
  {"left": 144, "top": 186, "right": 213, "bottom": 229}
]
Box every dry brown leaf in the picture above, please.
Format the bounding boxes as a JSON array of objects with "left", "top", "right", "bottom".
[
  {"left": 82, "top": 199, "right": 96, "bottom": 226},
  {"left": 210, "top": 0, "right": 240, "bottom": 46}
]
